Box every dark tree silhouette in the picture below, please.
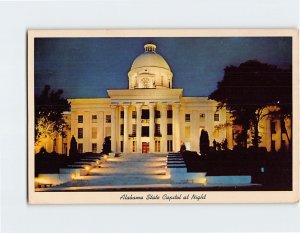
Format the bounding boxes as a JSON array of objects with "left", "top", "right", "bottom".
[
  {"left": 69, "top": 135, "right": 78, "bottom": 156},
  {"left": 213, "top": 139, "right": 217, "bottom": 151},
  {"left": 209, "top": 60, "right": 292, "bottom": 150},
  {"left": 102, "top": 136, "right": 111, "bottom": 154},
  {"left": 200, "top": 130, "right": 210, "bottom": 155},
  {"left": 35, "top": 85, "right": 70, "bottom": 144},
  {"left": 180, "top": 142, "right": 186, "bottom": 153}
]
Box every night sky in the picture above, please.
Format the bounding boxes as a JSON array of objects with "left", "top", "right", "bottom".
[{"left": 34, "top": 37, "right": 292, "bottom": 98}]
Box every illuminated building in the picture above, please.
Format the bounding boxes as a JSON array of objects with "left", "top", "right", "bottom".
[{"left": 35, "top": 43, "right": 291, "bottom": 154}]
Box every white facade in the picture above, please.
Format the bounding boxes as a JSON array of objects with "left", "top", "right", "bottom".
[{"left": 67, "top": 43, "right": 228, "bottom": 154}]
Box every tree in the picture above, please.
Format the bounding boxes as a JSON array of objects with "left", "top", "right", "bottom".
[
  {"left": 69, "top": 135, "right": 78, "bottom": 156},
  {"left": 35, "top": 85, "right": 70, "bottom": 148},
  {"left": 102, "top": 136, "right": 111, "bottom": 154},
  {"left": 209, "top": 60, "right": 292, "bottom": 150},
  {"left": 200, "top": 130, "right": 210, "bottom": 155},
  {"left": 180, "top": 142, "right": 186, "bottom": 153}
]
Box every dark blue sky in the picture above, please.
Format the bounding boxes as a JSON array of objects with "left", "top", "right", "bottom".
[{"left": 34, "top": 37, "right": 292, "bottom": 98}]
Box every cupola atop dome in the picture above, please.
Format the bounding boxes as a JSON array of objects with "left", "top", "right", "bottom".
[
  {"left": 144, "top": 43, "right": 156, "bottom": 52},
  {"left": 128, "top": 43, "right": 173, "bottom": 89}
]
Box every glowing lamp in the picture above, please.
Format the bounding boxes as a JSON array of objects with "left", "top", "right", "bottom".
[
  {"left": 71, "top": 173, "right": 76, "bottom": 180},
  {"left": 84, "top": 165, "right": 91, "bottom": 171}
]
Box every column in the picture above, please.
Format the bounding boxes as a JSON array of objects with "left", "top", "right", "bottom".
[
  {"left": 115, "top": 106, "right": 120, "bottom": 152},
  {"left": 70, "top": 111, "right": 76, "bottom": 138},
  {"left": 97, "top": 111, "right": 104, "bottom": 153},
  {"left": 123, "top": 105, "right": 129, "bottom": 153},
  {"left": 265, "top": 117, "right": 271, "bottom": 152},
  {"left": 128, "top": 106, "right": 132, "bottom": 152},
  {"left": 136, "top": 104, "right": 142, "bottom": 153},
  {"left": 226, "top": 112, "right": 233, "bottom": 150},
  {"left": 206, "top": 110, "right": 214, "bottom": 147},
  {"left": 172, "top": 104, "right": 180, "bottom": 152},
  {"left": 275, "top": 119, "right": 281, "bottom": 152},
  {"left": 149, "top": 104, "right": 155, "bottom": 153},
  {"left": 84, "top": 111, "right": 91, "bottom": 152},
  {"left": 110, "top": 106, "right": 117, "bottom": 153},
  {"left": 161, "top": 104, "right": 168, "bottom": 153},
  {"left": 191, "top": 110, "right": 199, "bottom": 152}
]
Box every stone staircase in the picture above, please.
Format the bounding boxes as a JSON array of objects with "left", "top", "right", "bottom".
[
  {"left": 55, "top": 153, "right": 171, "bottom": 188},
  {"left": 167, "top": 152, "right": 186, "bottom": 168},
  {"left": 39, "top": 152, "right": 253, "bottom": 191}
]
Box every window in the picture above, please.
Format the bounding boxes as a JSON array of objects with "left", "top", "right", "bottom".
[
  {"left": 167, "top": 140, "right": 173, "bottom": 152},
  {"left": 120, "top": 141, "right": 123, "bottom": 152},
  {"left": 200, "top": 113, "right": 205, "bottom": 122},
  {"left": 78, "top": 115, "right": 83, "bottom": 123},
  {"left": 214, "top": 114, "right": 220, "bottom": 121},
  {"left": 185, "top": 126, "right": 191, "bottom": 138},
  {"left": 185, "top": 114, "right": 190, "bottom": 122},
  {"left": 92, "top": 143, "right": 97, "bottom": 153},
  {"left": 132, "top": 141, "right": 136, "bottom": 152},
  {"left": 132, "top": 111, "right": 137, "bottom": 119},
  {"left": 167, "top": 124, "right": 173, "bottom": 135},
  {"left": 155, "top": 124, "right": 161, "bottom": 136},
  {"left": 142, "top": 126, "right": 149, "bottom": 137},
  {"left": 120, "top": 124, "right": 124, "bottom": 135},
  {"left": 155, "top": 110, "right": 160, "bottom": 118},
  {"left": 106, "top": 115, "right": 111, "bottom": 123},
  {"left": 155, "top": 140, "right": 161, "bottom": 152},
  {"left": 167, "top": 110, "right": 173, "bottom": 118},
  {"left": 92, "top": 115, "right": 97, "bottom": 123},
  {"left": 142, "top": 109, "right": 149, "bottom": 119},
  {"left": 120, "top": 111, "right": 124, "bottom": 119},
  {"left": 78, "top": 143, "right": 83, "bottom": 153},
  {"left": 132, "top": 124, "right": 136, "bottom": 136},
  {"left": 78, "top": 128, "right": 83, "bottom": 139},
  {"left": 271, "top": 121, "right": 276, "bottom": 134},
  {"left": 92, "top": 127, "right": 97, "bottom": 139}
]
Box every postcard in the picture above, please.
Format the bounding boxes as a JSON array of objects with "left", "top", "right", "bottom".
[{"left": 28, "top": 29, "right": 299, "bottom": 204}]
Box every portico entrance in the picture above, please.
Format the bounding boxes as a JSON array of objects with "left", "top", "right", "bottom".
[{"left": 142, "top": 142, "right": 150, "bottom": 153}]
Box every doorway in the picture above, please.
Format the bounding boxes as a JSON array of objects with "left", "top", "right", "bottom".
[{"left": 142, "top": 142, "right": 149, "bottom": 153}]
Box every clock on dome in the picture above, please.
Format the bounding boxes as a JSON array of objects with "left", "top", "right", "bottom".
[{"left": 141, "top": 77, "right": 150, "bottom": 88}]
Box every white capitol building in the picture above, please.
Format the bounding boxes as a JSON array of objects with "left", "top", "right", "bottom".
[{"left": 36, "top": 43, "right": 291, "bottom": 155}]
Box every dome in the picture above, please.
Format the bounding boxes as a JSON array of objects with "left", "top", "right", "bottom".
[
  {"left": 128, "top": 43, "right": 173, "bottom": 90},
  {"left": 130, "top": 44, "right": 171, "bottom": 71}
]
